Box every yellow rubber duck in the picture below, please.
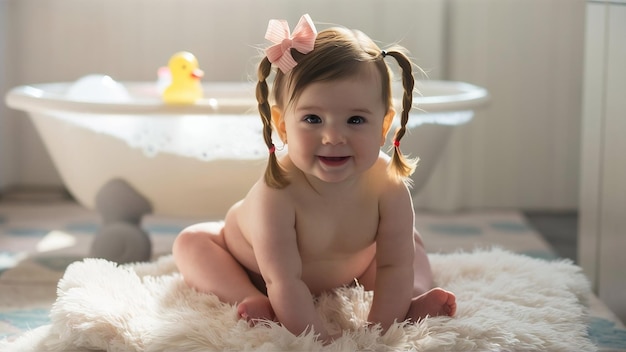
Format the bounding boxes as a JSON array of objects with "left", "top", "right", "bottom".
[{"left": 162, "top": 51, "right": 204, "bottom": 104}]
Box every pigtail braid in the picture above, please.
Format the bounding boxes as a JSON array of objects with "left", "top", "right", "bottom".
[
  {"left": 384, "top": 50, "right": 418, "bottom": 181},
  {"left": 256, "top": 57, "right": 289, "bottom": 188}
]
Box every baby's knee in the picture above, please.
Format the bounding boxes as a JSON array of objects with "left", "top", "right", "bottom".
[
  {"left": 172, "top": 229, "right": 195, "bottom": 259},
  {"left": 173, "top": 224, "right": 223, "bottom": 257}
]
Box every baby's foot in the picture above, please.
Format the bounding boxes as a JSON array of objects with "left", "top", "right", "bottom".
[
  {"left": 237, "top": 295, "right": 276, "bottom": 324},
  {"left": 406, "top": 287, "right": 456, "bottom": 322}
]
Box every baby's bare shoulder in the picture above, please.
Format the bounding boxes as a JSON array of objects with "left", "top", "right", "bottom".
[
  {"left": 241, "top": 178, "right": 294, "bottom": 211},
  {"left": 234, "top": 179, "right": 297, "bottom": 242},
  {"left": 371, "top": 155, "right": 409, "bottom": 188}
]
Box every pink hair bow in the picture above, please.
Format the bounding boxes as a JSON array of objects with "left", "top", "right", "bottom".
[{"left": 265, "top": 14, "right": 317, "bottom": 73}]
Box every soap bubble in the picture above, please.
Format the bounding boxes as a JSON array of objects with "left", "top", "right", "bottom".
[{"left": 66, "top": 74, "right": 131, "bottom": 103}]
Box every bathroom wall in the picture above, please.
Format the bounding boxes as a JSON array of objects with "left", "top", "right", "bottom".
[
  {"left": 1, "top": 0, "right": 585, "bottom": 211},
  {"left": 0, "top": 0, "right": 15, "bottom": 189},
  {"left": 412, "top": 0, "right": 585, "bottom": 211}
]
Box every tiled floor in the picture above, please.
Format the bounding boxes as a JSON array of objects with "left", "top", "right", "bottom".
[{"left": 524, "top": 211, "right": 578, "bottom": 263}]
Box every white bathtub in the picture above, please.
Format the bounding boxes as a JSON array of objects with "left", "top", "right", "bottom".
[{"left": 5, "top": 76, "right": 488, "bottom": 262}]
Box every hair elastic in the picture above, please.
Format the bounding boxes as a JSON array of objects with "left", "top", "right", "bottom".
[
  {"left": 393, "top": 140, "right": 400, "bottom": 147},
  {"left": 381, "top": 50, "right": 388, "bottom": 58},
  {"left": 269, "top": 145, "right": 276, "bottom": 154}
]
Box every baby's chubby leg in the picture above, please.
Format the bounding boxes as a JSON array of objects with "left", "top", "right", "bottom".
[
  {"left": 411, "top": 229, "right": 434, "bottom": 294},
  {"left": 407, "top": 230, "right": 456, "bottom": 320},
  {"left": 172, "top": 222, "right": 274, "bottom": 322}
]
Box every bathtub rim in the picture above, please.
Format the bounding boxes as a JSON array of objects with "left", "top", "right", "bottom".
[{"left": 5, "top": 79, "right": 490, "bottom": 116}]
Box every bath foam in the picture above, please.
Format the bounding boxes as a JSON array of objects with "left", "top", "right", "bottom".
[
  {"left": 63, "top": 75, "right": 267, "bottom": 161},
  {"left": 1, "top": 248, "right": 594, "bottom": 351},
  {"left": 50, "top": 112, "right": 268, "bottom": 161}
]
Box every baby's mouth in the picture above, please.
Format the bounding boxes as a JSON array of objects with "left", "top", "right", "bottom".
[{"left": 318, "top": 156, "right": 350, "bottom": 166}]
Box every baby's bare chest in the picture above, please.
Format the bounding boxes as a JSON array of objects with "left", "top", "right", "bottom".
[{"left": 294, "top": 200, "right": 379, "bottom": 258}]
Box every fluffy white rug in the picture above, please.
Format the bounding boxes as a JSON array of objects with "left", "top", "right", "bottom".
[{"left": 2, "top": 248, "right": 595, "bottom": 351}]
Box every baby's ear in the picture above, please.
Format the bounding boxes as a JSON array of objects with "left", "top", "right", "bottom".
[
  {"left": 381, "top": 108, "right": 395, "bottom": 146},
  {"left": 271, "top": 105, "right": 287, "bottom": 143}
]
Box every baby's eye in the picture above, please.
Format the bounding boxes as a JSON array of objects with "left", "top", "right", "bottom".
[
  {"left": 348, "top": 116, "right": 366, "bottom": 124},
  {"left": 303, "top": 115, "right": 322, "bottom": 124}
]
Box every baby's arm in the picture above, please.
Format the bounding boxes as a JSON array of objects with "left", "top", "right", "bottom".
[
  {"left": 367, "top": 181, "right": 416, "bottom": 331},
  {"left": 245, "top": 188, "right": 331, "bottom": 340}
]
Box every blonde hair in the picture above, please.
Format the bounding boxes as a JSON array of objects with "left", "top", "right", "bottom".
[{"left": 256, "top": 27, "right": 418, "bottom": 189}]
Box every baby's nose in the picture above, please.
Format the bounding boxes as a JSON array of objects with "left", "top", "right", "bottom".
[{"left": 321, "top": 127, "right": 346, "bottom": 145}]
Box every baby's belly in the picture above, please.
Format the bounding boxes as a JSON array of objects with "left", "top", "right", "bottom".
[
  {"left": 300, "top": 246, "right": 375, "bottom": 295},
  {"left": 223, "top": 204, "right": 377, "bottom": 295}
]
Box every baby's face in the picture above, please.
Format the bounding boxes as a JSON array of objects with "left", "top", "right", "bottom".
[{"left": 280, "top": 65, "right": 392, "bottom": 184}]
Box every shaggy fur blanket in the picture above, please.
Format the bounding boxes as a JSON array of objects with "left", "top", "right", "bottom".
[{"left": 2, "top": 248, "right": 595, "bottom": 351}]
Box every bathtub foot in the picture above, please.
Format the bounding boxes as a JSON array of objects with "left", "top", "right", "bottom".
[{"left": 91, "top": 179, "right": 153, "bottom": 264}]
